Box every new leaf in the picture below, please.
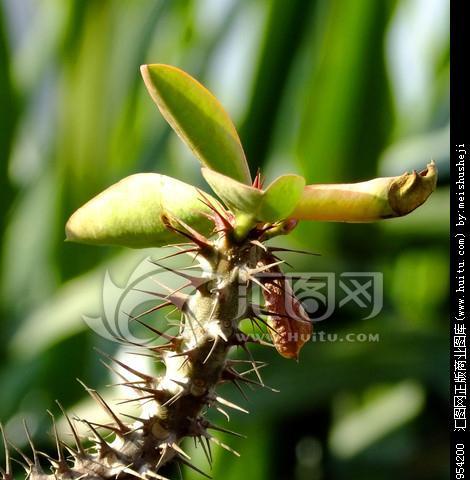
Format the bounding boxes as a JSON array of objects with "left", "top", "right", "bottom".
[
  {"left": 66, "top": 174, "right": 214, "bottom": 248},
  {"left": 141, "top": 64, "right": 252, "bottom": 185}
]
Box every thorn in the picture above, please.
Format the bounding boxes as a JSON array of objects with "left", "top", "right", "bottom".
[
  {"left": 215, "top": 406, "right": 230, "bottom": 422},
  {"left": 238, "top": 343, "right": 264, "bottom": 385},
  {"left": 149, "top": 261, "right": 209, "bottom": 289},
  {"left": 155, "top": 443, "right": 168, "bottom": 471},
  {"left": 197, "top": 436, "right": 212, "bottom": 468},
  {"left": 230, "top": 330, "right": 275, "bottom": 349},
  {"left": 268, "top": 246, "right": 320, "bottom": 256},
  {"left": 161, "top": 391, "right": 184, "bottom": 408},
  {"left": 161, "top": 242, "right": 195, "bottom": 247},
  {"left": 247, "top": 275, "right": 271, "bottom": 293},
  {"left": 168, "top": 347, "right": 199, "bottom": 359},
  {"left": 197, "top": 197, "right": 233, "bottom": 233},
  {"left": 206, "top": 320, "right": 228, "bottom": 342},
  {"left": 230, "top": 379, "right": 250, "bottom": 402},
  {"left": 204, "top": 436, "right": 213, "bottom": 464},
  {"left": 170, "top": 442, "right": 191, "bottom": 460},
  {"left": 168, "top": 378, "right": 187, "bottom": 389},
  {"left": 249, "top": 239, "right": 267, "bottom": 251},
  {"left": 196, "top": 188, "right": 226, "bottom": 213},
  {"left": 147, "top": 342, "right": 180, "bottom": 354},
  {"left": 100, "top": 359, "right": 133, "bottom": 387},
  {"left": 226, "top": 358, "right": 266, "bottom": 365},
  {"left": 119, "top": 413, "right": 148, "bottom": 425},
  {"left": 177, "top": 456, "right": 212, "bottom": 479},
  {"left": 248, "top": 260, "right": 285, "bottom": 275},
  {"left": 23, "top": 420, "right": 45, "bottom": 473},
  {"left": 23, "top": 419, "right": 53, "bottom": 475},
  {"left": 256, "top": 307, "right": 293, "bottom": 320},
  {"left": 122, "top": 350, "right": 162, "bottom": 361},
  {"left": 182, "top": 310, "right": 206, "bottom": 343},
  {"left": 152, "top": 276, "right": 194, "bottom": 299},
  {"left": 110, "top": 378, "right": 149, "bottom": 387},
  {"left": 79, "top": 419, "right": 114, "bottom": 457},
  {"left": 162, "top": 212, "right": 214, "bottom": 252},
  {"left": 204, "top": 421, "right": 246, "bottom": 439},
  {"left": 153, "top": 247, "right": 199, "bottom": 262},
  {"left": 268, "top": 252, "right": 294, "bottom": 268},
  {"left": 116, "top": 394, "right": 157, "bottom": 407},
  {"left": 47, "top": 410, "right": 67, "bottom": 470},
  {"left": 198, "top": 202, "right": 229, "bottom": 232},
  {"left": 225, "top": 367, "right": 279, "bottom": 393},
  {"left": 249, "top": 313, "right": 281, "bottom": 336},
  {"left": 125, "top": 301, "right": 173, "bottom": 323},
  {"left": 248, "top": 316, "right": 263, "bottom": 336},
  {"left": 75, "top": 380, "right": 129, "bottom": 433},
  {"left": 0, "top": 425, "right": 11, "bottom": 479},
  {"left": 238, "top": 362, "right": 270, "bottom": 377},
  {"left": 94, "top": 348, "right": 155, "bottom": 383},
  {"left": 131, "top": 317, "right": 179, "bottom": 343},
  {"left": 9, "top": 456, "right": 29, "bottom": 473},
  {"left": 7, "top": 443, "right": 32, "bottom": 468},
  {"left": 122, "top": 467, "right": 147, "bottom": 479},
  {"left": 120, "top": 383, "right": 167, "bottom": 403},
  {"left": 146, "top": 470, "right": 172, "bottom": 480},
  {"left": 83, "top": 420, "right": 128, "bottom": 435},
  {"left": 207, "top": 435, "right": 240, "bottom": 457},
  {"left": 36, "top": 450, "right": 55, "bottom": 464},
  {"left": 252, "top": 169, "right": 263, "bottom": 189},
  {"left": 215, "top": 396, "right": 249, "bottom": 414},
  {"left": 203, "top": 336, "right": 219, "bottom": 364},
  {"left": 60, "top": 442, "right": 79, "bottom": 459},
  {"left": 133, "top": 287, "right": 189, "bottom": 311},
  {"left": 55, "top": 401, "right": 86, "bottom": 456}
]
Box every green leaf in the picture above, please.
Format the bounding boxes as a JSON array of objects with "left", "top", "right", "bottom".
[
  {"left": 141, "top": 64, "right": 252, "bottom": 184},
  {"left": 201, "top": 167, "right": 262, "bottom": 213},
  {"left": 202, "top": 167, "right": 305, "bottom": 225},
  {"left": 258, "top": 174, "right": 305, "bottom": 222},
  {"left": 65, "top": 173, "right": 214, "bottom": 248},
  {"left": 291, "top": 162, "right": 437, "bottom": 222}
]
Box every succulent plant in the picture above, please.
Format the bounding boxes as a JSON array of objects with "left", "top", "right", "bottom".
[{"left": 1, "top": 64, "right": 437, "bottom": 480}]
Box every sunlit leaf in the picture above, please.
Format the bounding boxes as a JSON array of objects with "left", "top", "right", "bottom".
[
  {"left": 258, "top": 174, "right": 305, "bottom": 222},
  {"left": 202, "top": 168, "right": 305, "bottom": 223},
  {"left": 66, "top": 173, "right": 214, "bottom": 248},
  {"left": 292, "top": 162, "right": 437, "bottom": 222},
  {"left": 201, "top": 167, "right": 262, "bottom": 213},
  {"left": 141, "top": 64, "right": 252, "bottom": 184}
]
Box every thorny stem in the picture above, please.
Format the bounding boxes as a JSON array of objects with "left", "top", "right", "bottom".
[
  {"left": 1, "top": 213, "right": 287, "bottom": 480},
  {"left": 1, "top": 161, "right": 437, "bottom": 479}
]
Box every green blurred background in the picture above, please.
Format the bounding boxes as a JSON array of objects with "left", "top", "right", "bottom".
[{"left": 0, "top": 0, "right": 449, "bottom": 479}]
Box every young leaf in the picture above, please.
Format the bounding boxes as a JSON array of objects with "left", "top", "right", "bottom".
[
  {"left": 65, "top": 173, "right": 214, "bottom": 248},
  {"left": 291, "top": 162, "right": 437, "bottom": 222},
  {"left": 141, "top": 64, "right": 252, "bottom": 185},
  {"left": 201, "top": 167, "right": 262, "bottom": 213},
  {"left": 258, "top": 174, "right": 305, "bottom": 222},
  {"left": 202, "top": 168, "right": 305, "bottom": 221},
  {"left": 202, "top": 168, "right": 306, "bottom": 240}
]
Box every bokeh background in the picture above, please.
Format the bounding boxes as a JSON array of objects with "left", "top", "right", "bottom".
[{"left": 0, "top": 0, "right": 449, "bottom": 479}]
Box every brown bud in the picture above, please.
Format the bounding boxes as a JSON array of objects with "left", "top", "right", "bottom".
[{"left": 259, "top": 256, "right": 312, "bottom": 359}]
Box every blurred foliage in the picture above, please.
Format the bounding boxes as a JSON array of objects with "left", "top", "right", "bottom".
[{"left": 0, "top": 0, "right": 449, "bottom": 479}]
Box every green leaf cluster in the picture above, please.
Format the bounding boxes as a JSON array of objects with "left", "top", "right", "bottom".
[{"left": 67, "top": 64, "right": 436, "bottom": 248}]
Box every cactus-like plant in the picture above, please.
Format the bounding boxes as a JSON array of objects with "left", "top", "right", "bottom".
[{"left": 1, "top": 64, "right": 437, "bottom": 480}]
